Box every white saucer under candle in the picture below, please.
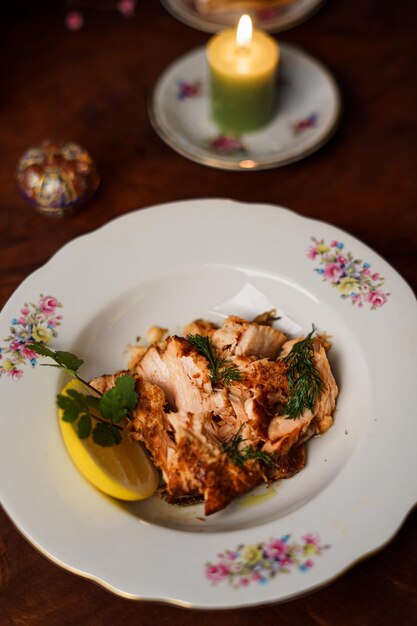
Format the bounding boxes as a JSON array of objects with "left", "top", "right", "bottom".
[{"left": 150, "top": 43, "right": 341, "bottom": 170}]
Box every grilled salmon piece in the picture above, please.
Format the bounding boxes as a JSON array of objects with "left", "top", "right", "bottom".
[
  {"left": 226, "top": 358, "right": 289, "bottom": 442},
  {"left": 204, "top": 455, "right": 262, "bottom": 515},
  {"left": 183, "top": 319, "right": 218, "bottom": 337},
  {"left": 165, "top": 420, "right": 211, "bottom": 500},
  {"left": 89, "top": 371, "right": 129, "bottom": 394},
  {"left": 102, "top": 316, "right": 338, "bottom": 515},
  {"left": 265, "top": 410, "right": 314, "bottom": 455},
  {"left": 161, "top": 336, "right": 212, "bottom": 413},
  {"left": 312, "top": 340, "right": 338, "bottom": 433},
  {"left": 212, "top": 315, "right": 287, "bottom": 359},
  {"left": 136, "top": 346, "right": 173, "bottom": 404},
  {"left": 130, "top": 378, "right": 175, "bottom": 482},
  {"left": 243, "top": 359, "right": 288, "bottom": 417},
  {"left": 267, "top": 444, "right": 306, "bottom": 480},
  {"left": 138, "top": 336, "right": 234, "bottom": 419},
  {"left": 266, "top": 335, "right": 338, "bottom": 453},
  {"left": 165, "top": 416, "right": 264, "bottom": 515},
  {"left": 138, "top": 337, "right": 210, "bottom": 412},
  {"left": 280, "top": 335, "right": 338, "bottom": 432}
]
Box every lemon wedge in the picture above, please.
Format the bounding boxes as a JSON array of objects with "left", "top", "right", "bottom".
[{"left": 58, "top": 380, "right": 159, "bottom": 501}]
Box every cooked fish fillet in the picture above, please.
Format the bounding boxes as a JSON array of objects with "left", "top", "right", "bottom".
[
  {"left": 138, "top": 336, "right": 233, "bottom": 419},
  {"left": 182, "top": 319, "right": 218, "bottom": 337},
  {"left": 130, "top": 378, "right": 175, "bottom": 482},
  {"left": 89, "top": 371, "right": 128, "bottom": 394},
  {"left": 165, "top": 415, "right": 263, "bottom": 515},
  {"left": 266, "top": 335, "right": 338, "bottom": 454},
  {"left": 97, "top": 314, "right": 338, "bottom": 515},
  {"left": 212, "top": 315, "right": 287, "bottom": 359},
  {"left": 312, "top": 340, "right": 338, "bottom": 433}
]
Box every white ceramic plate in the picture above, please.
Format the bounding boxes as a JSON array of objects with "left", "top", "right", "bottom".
[
  {"left": 150, "top": 44, "right": 340, "bottom": 170},
  {"left": 160, "top": 0, "right": 325, "bottom": 34},
  {"left": 0, "top": 199, "right": 416, "bottom": 608}
]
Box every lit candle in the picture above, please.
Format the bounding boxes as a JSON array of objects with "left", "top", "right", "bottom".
[{"left": 207, "top": 15, "right": 279, "bottom": 134}]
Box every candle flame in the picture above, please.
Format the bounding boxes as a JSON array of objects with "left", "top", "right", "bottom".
[{"left": 236, "top": 14, "right": 252, "bottom": 49}]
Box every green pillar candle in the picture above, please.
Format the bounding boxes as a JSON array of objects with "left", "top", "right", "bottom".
[{"left": 207, "top": 15, "right": 279, "bottom": 134}]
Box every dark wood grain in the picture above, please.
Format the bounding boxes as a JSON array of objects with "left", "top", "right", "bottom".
[{"left": 1, "top": 1, "right": 416, "bottom": 623}]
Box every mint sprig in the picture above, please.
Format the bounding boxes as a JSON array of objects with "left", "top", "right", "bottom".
[
  {"left": 32, "top": 342, "right": 138, "bottom": 446},
  {"left": 56, "top": 374, "right": 138, "bottom": 446},
  {"left": 31, "top": 342, "right": 84, "bottom": 375}
]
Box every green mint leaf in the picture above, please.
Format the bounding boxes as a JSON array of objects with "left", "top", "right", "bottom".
[
  {"left": 92, "top": 422, "right": 122, "bottom": 447},
  {"left": 114, "top": 375, "right": 138, "bottom": 411},
  {"left": 99, "top": 387, "right": 128, "bottom": 423},
  {"left": 85, "top": 395, "right": 101, "bottom": 411},
  {"left": 41, "top": 363, "right": 69, "bottom": 369},
  {"left": 31, "top": 342, "right": 57, "bottom": 359},
  {"left": 57, "top": 394, "right": 81, "bottom": 423},
  {"left": 31, "top": 342, "right": 84, "bottom": 372},
  {"left": 66, "top": 389, "right": 89, "bottom": 410},
  {"left": 54, "top": 351, "right": 84, "bottom": 372},
  {"left": 75, "top": 414, "right": 92, "bottom": 439}
]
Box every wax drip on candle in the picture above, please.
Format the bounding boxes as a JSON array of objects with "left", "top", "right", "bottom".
[{"left": 236, "top": 14, "right": 252, "bottom": 51}]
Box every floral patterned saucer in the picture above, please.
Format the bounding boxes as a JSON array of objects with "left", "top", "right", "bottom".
[
  {"left": 160, "top": 0, "right": 325, "bottom": 34},
  {"left": 0, "top": 199, "right": 415, "bottom": 607},
  {"left": 150, "top": 43, "right": 340, "bottom": 170}
]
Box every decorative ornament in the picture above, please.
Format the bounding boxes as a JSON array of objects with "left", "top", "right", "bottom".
[{"left": 16, "top": 140, "right": 99, "bottom": 217}]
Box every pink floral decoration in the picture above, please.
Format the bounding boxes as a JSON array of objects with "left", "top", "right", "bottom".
[
  {"left": 323, "top": 263, "right": 344, "bottom": 283},
  {"left": 292, "top": 113, "right": 318, "bottom": 135},
  {"left": 177, "top": 80, "right": 202, "bottom": 100},
  {"left": 206, "top": 563, "right": 230, "bottom": 583},
  {"left": 365, "top": 290, "right": 388, "bottom": 308},
  {"left": 262, "top": 538, "right": 288, "bottom": 560},
  {"left": 307, "top": 238, "right": 390, "bottom": 310},
  {"left": 0, "top": 294, "right": 63, "bottom": 380},
  {"left": 205, "top": 533, "right": 329, "bottom": 588},
  {"left": 39, "top": 295, "right": 59, "bottom": 315},
  {"left": 209, "top": 135, "right": 246, "bottom": 154}
]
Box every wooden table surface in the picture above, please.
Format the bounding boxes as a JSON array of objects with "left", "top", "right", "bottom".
[{"left": 1, "top": 1, "right": 416, "bottom": 624}]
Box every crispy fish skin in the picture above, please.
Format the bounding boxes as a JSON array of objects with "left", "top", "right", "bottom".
[
  {"left": 165, "top": 422, "right": 263, "bottom": 515},
  {"left": 130, "top": 378, "right": 175, "bottom": 483}
]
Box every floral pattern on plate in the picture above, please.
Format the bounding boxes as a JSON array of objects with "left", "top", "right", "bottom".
[
  {"left": 151, "top": 45, "right": 340, "bottom": 170},
  {"left": 209, "top": 135, "right": 247, "bottom": 154},
  {"left": 292, "top": 113, "right": 318, "bottom": 135},
  {"left": 0, "top": 295, "right": 62, "bottom": 379},
  {"left": 205, "top": 532, "right": 328, "bottom": 588},
  {"left": 177, "top": 80, "right": 202, "bottom": 100},
  {"left": 307, "top": 238, "right": 390, "bottom": 309}
]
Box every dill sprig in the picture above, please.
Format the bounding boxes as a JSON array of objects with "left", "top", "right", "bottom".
[
  {"left": 282, "top": 326, "right": 325, "bottom": 419},
  {"left": 223, "top": 426, "right": 274, "bottom": 467},
  {"left": 187, "top": 334, "right": 242, "bottom": 386}
]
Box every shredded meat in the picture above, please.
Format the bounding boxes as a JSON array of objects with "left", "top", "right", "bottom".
[
  {"left": 212, "top": 315, "right": 287, "bottom": 359},
  {"left": 95, "top": 314, "right": 338, "bottom": 515}
]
